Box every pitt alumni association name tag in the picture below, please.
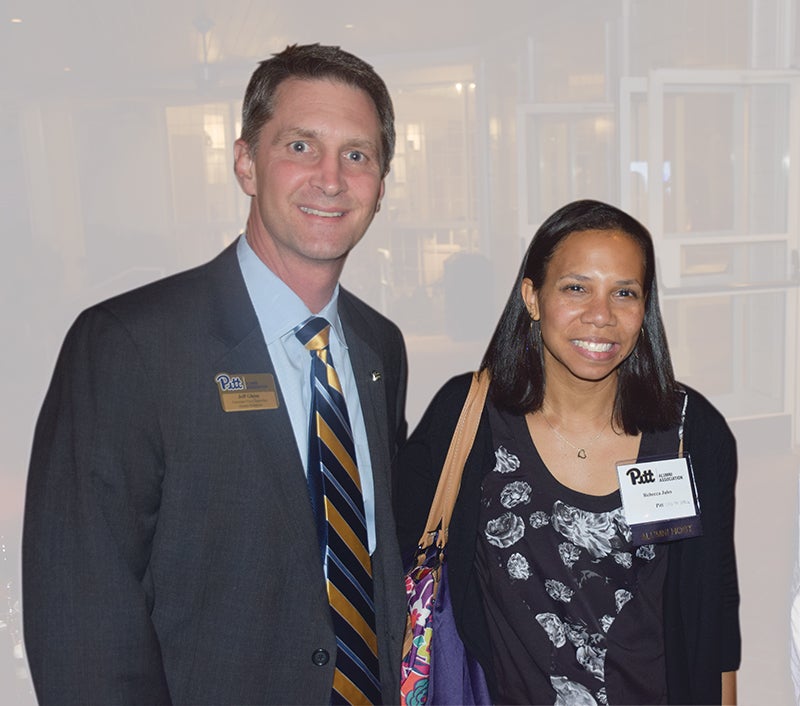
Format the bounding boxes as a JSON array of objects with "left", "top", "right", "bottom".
[
  {"left": 215, "top": 372, "right": 279, "bottom": 412},
  {"left": 615, "top": 455, "right": 702, "bottom": 546}
]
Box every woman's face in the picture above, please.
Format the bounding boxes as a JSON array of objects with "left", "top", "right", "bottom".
[{"left": 522, "top": 228, "right": 647, "bottom": 387}]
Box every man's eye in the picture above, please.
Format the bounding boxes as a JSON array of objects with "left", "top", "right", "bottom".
[
  {"left": 346, "top": 150, "right": 365, "bottom": 162},
  {"left": 290, "top": 141, "right": 309, "bottom": 153}
]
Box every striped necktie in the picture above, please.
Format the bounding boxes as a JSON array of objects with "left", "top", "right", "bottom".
[{"left": 295, "top": 316, "right": 381, "bottom": 705}]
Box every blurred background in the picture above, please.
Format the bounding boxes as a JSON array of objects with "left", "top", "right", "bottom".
[{"left": 1, "top": 1, "right": 798, "bottom": 702}]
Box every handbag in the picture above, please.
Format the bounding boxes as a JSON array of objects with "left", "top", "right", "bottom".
[{"left": 400, "top": 370, "right": 492, "bottom": 706}]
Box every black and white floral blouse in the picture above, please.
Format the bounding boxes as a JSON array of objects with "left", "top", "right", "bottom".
[{"left": 476, "top": 402, "right": 675, "bottom": 705}]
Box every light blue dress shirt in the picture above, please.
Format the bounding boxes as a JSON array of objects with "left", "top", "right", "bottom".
[{"left": 236, "top": 235, "right": 376, "bottom": 553}]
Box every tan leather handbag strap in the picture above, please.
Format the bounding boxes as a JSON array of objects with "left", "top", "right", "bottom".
[{"left": 417, "top": 370, "right": 490, "bottom": 550}]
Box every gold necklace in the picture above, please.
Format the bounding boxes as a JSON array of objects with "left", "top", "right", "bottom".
[{"left": 540, "top": 407, "right": 610, "bottom": 460}]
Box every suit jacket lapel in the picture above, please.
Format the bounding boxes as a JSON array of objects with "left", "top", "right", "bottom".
[
  {"left": 344, "top": 326, "right": 391, "bottom": 475},
  {"left": 205, "top": 241, "right": 320, "bottom": 552}
]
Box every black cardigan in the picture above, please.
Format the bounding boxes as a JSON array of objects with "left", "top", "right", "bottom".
[{"left": 394, "top": 373, "right": 740, "bottom": 705}]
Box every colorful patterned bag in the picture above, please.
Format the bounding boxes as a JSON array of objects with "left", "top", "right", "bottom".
[
  {"left": 400, "top": 542, "right": 440, "bottom": 704},
  {"left": 399, "top": 371, "right": 492, "bottom": 706}
]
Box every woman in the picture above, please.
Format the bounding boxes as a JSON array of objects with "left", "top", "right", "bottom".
[{"left": 394, "top": 200, "right": 739, "bottom": 705}]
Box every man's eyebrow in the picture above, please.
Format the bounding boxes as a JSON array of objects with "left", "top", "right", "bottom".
[
  {"left": 271, "top": 126, "right": 316, "bottom": 145},
  {"left": 345, "top": 137, "right": 379, "bottom": 152}
]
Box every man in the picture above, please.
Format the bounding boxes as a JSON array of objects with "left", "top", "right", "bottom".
[{"left": 23, "top": 44, "right": 407, "bottom": 705}]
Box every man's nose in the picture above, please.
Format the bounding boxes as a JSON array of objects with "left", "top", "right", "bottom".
[{"left": 310, "top": 153, "right": 345, "bottom": 196}]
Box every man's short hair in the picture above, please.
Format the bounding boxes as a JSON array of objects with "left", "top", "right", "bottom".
[{"left": 240, "top": 43, "right": 395, "bottom": 176}]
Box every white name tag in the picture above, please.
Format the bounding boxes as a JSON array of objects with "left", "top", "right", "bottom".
[{"left": 616, "top": 455, "right": 702, "bottom": 546}]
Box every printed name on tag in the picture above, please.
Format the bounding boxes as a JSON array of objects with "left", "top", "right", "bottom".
[
  {"left": 214, "top": 372, "right": 279, "bottom": 412},
  {"left": 616, "top": 455, "right": 702, "bottom": 545}
]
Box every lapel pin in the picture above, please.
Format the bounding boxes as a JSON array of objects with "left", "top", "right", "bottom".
[{"left": 371, "top": 371, "right": 382, "bottom": 382}]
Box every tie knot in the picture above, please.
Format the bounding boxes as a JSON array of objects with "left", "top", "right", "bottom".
[{"left": 295, "top": 316, "right": 331, "bottom": 351}]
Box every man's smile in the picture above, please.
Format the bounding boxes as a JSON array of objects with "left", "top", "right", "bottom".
[{"left": 299, "top": 205, "right": 344, "bottom": 218}]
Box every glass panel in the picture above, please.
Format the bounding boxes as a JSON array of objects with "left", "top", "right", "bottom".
[
  {"left": 532, "top": 20, "right": 611, "bottom": 102},
  {"left": 0, "top": 111, "right": 30, "bottom": 238},
  {"left": 387, "top": 82, "right": 476, "bottom": 227},
  {"left": 662, "top": 91, "right": 736, "bottom": 234},
  {"left": 678, "top": 241, "right": 787, "bottom": 287},
  {"left": 626, "top": 93, "right": 650, "bottom": 223},
  {"left": 795, "top": 10, "right": 800, "bottom": 69},
  {"left": 748, "top": 85, "right": 790, "bottom": 234},
  {"left": 525, "top": 112, "right": 616, "bottom": 224},
  {"left": 663, "top": 291, "right": 785, "bottom": 417},
  {"left": 350, "top": 77, "right": 479, "bottom": 337},
  {"left": 661, "top": 85, "right": 790, "bottom": 237},
  {"left": 664, "top": 296, "right": 735, "bottom": 397},
  {"left": 629, "top": 0, "right": 749, "bottom": 71},
  {"left": 743, "top": 292, "right": 786, "bottom": 415},
  {"left": 165, "top": 103, "right": 242, "bottom": 228}
]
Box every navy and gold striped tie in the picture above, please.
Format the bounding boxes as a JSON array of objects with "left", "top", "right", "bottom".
[{"left": 295, "top": 316, "right": 381, "bottom": 705}]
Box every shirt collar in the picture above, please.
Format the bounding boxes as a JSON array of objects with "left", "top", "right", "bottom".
[{"left": 237, "top": 234, "right": 344, "bottom": 348}]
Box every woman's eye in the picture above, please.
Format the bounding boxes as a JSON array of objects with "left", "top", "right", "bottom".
[{"left": 617, "top": 289, "right": 639, "bottom": 298}]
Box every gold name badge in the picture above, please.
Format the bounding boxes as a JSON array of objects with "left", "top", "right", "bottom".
[{"left": 214, "top": 372, "right": 279, "bottom": 412}]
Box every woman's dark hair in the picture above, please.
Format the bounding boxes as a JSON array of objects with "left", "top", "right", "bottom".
[
  {"left": 481, "top": 199, "right": 680, "bottom": 434},
  {"left": 240, "top": 43, "right": 395, "bottom": 177}
]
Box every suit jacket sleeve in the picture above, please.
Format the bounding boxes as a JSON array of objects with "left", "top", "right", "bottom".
[{"left": 23, "top": 305, "right": 171, "bottom": 704}]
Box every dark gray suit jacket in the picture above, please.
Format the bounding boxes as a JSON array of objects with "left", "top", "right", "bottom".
[{"left": 23, "top": 240, "right": 408, "bottom": 705}]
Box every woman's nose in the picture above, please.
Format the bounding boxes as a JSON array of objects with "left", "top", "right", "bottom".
[{"left": 582, "top": 296, "right": 615, "bottom": 326}]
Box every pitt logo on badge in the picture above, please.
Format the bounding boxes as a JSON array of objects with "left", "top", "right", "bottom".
[{"left": 215, "top": 372, "right": 279, "bottom": 412}]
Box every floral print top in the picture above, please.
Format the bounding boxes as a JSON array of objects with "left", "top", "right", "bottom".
[{"left": 476, "top": 402, "right": 674, "bottom": 705}]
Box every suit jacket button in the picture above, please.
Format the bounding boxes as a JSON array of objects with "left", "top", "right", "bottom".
[{"left": 312, "top": 648, "right": 330, "bottom": 666}]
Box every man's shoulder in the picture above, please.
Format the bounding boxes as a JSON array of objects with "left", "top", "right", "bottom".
[
  {"left": 90, "top": 243, "right": 239, "bottom": 322},
  {"left": 339, "top": 287, "right": 403, "bottom": 339},
  {"left": 61, "top": 242, "right": 247, "bottom": 354}
]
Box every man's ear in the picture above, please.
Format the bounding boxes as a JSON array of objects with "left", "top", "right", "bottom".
[
  {"left": 376, "top": 179, "right": 385, "bottom": 213},
  {"left": 233, "top": 139, "right": 256, "bottom": 197},
  {"left": 521, "top": 277, "right": 540, "bottom": 321}
]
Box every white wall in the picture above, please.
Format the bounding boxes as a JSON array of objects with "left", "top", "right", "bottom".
[{"left": 1, "top": 1, "right": 798, "bottom": 702}]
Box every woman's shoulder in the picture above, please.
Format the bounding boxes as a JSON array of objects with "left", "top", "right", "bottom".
[
  {"left": 678, "top": 383, "right": 736, "bottom": 449},
  {"left": 437, "top": 371, "right": 475, "bottom": 401},
  {"left": 420, "top": 372, "right": 476, "bottom": 414},
  {"left": 408, "top": 372, "right": 479, "bottom": 443},
  {"left": 679, "top": 384, "right": 729, "bottom": 426}
]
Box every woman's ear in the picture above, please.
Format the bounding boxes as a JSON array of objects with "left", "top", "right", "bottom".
[{"left": 521, "top": 278, "right": 540, "bottom": 321}]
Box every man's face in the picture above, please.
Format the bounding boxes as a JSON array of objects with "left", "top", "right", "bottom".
[{"left": 234, "top": 78, "right": 385, "bottom": 275}]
